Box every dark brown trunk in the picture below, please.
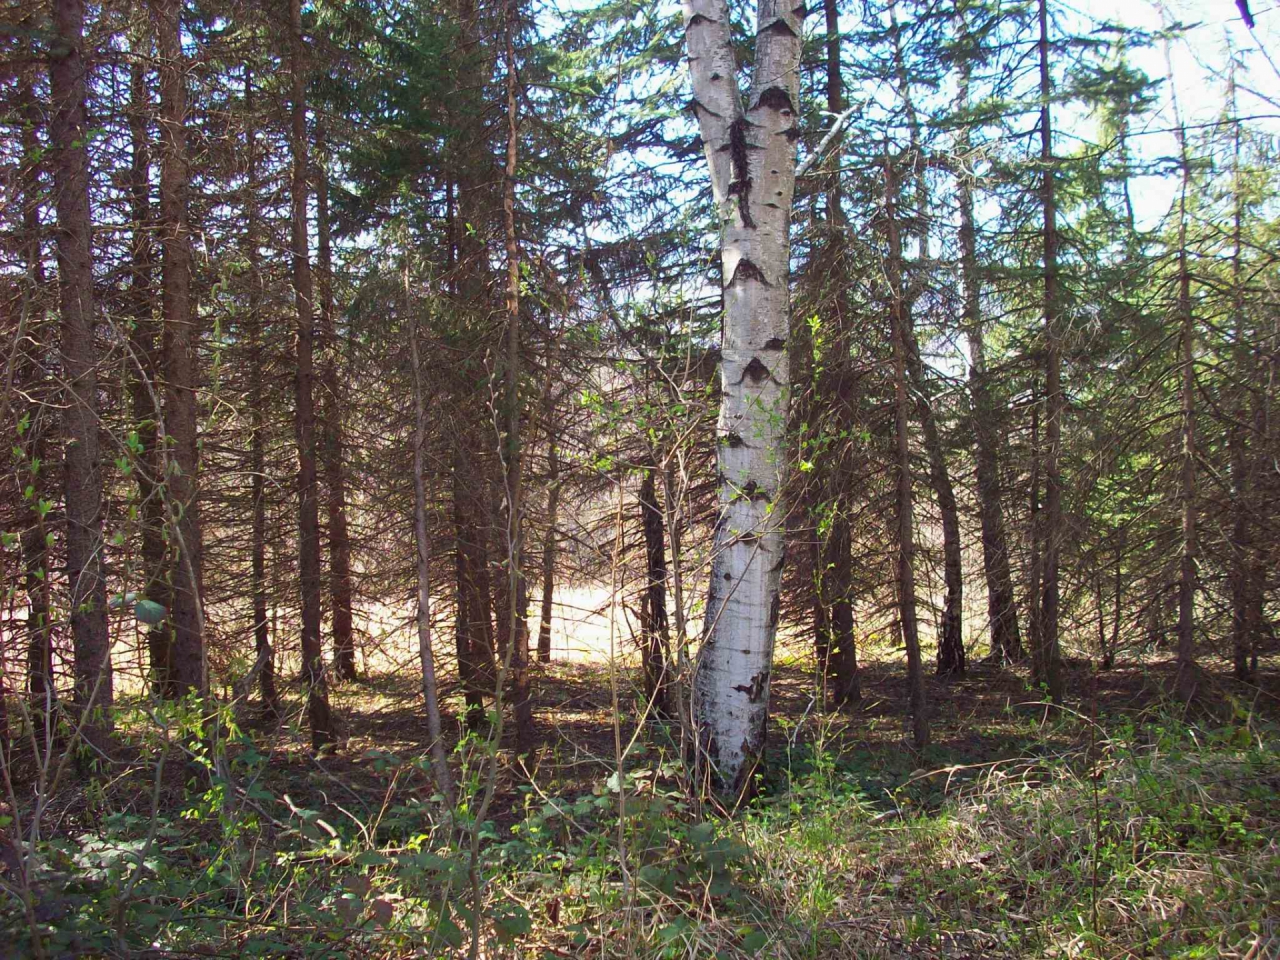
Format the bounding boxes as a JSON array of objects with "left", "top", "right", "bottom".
[
  {"left": 638, "top": 464, "right": 670, "bottom": 715},
  {"left": 888, "top": 0, "right": 964, "bottom": 678},
  {"left": 51, "top": 0, "right": 112, "bottom": 750},
  {"left": 18, "top": 57, "right": 56, "bottom": 736},
  {"left": 1226, "top": 91, "right": 1256, "bottom": 683},
  {"left": 904, "top": 334, "right": 964, "bottom": 678},
  {"left": 126, "top": 48, "right": 173, "bottom": 699},
  {"left": 151, "top": 0, "right": 204, "bottom": 695},
  {"left": 406, "top": 256, "right": 455, "bottom": 805},
  {"left": 822, "top": 0, "right": 843, "bottom": 225},
  {"left": 812, "top": 536, "right": 831, "bottom": 683},
  {"left": 315, "top": 127, "right": 357, "bottom": 682},
  {"left": 823, "top": 514, "right": 861, "bottom": 705},
  {"left": 1027, "top": 394, "right": 1044, "bottom": 671},
  {"left": 1106, "top": 535, "right": 1122, "bottom": 670},
  {"left": 1036, "top": 0, "right": 1064, "bottom": 704},
  {"left": 454, "top": 443, "right": 493, "bottom": 729},
  {"left": 963, "top": 214, "right": 1022, "bottom": 662},
  {"left": 288, "top": 0, "right": 334, "bottom": 746},
  {"left": 501, "top": 8, "right": 533, "bottom": 750},
  {"left": 886, "top": 156, "right": 928, "bottom": 750},
  {"left": 812, "top": 0, "right": 861, "bottom": 706},
  {"left": 244, "top": 66, "right": 277, "bottom": 713},
  {"left": 537, "top": 413, "right": 559, "bottom": 663},
  {"left": 1172, "top": 115, "right": 1197, "bottom": 702},
  {"left": 960, "top": 120, "right": 1022, "bottom": 664}
]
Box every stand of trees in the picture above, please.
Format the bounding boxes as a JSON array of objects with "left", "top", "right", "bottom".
[{"left": 1, "top": 0, "right": 1276, "bottom": 829}]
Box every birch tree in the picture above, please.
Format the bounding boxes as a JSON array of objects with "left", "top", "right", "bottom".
[{"left": 685, "top": 0, "right": 805, "bottom": 796}]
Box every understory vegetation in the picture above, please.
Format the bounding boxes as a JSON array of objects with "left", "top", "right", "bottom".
[
  {"left": 3, "top": 0, "right": 1279, "bottom": 952},
  {"left": 4, "top": 660, "right": 1277, "bottom": 958}
]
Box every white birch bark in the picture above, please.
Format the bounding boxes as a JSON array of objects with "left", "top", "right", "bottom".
[{"left": 685, "top": 0, "right": 804, "bottom": 796}]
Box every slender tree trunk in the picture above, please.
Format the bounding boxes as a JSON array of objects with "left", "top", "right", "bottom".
[
  {"left": 824, "top": 513, "right": 861, "bottom": 705},
  {"left": 151, "top": 0, "right": 204, "bottom": 696},
  {"left": 536, "top": 394, "right": 558, "bottom": 663},
  {"left": 18, "top": 58, "right": 56, "bottom": 736},
  {"left": 1035, "top": 0, "right": 1064, "bottom": 703},
  {"left": 126, "top": 48, "right": 174, "bottom": 698},
  {"left": 51, "top": 0, "right": 112, "bottom": 750},
  {"left": 445, "top": 175, "right": 492, "bottom": 730},
  {"left": 288, "top": 0, "right": 334, "bottom": 746},
  {"left": 1226, "top": 93, "right": 1257, "bottom": 682},
  {"left": 500, "top": 6, "right": 533, "bottom": 749},
  {"left": 886, "top": 155, "right": 929, "bottom": 750},
  {"left": 815, "top": 0, "right": 861, "bottom": 707},
  {"left": 244, "top": 66, "right": 277, "bottom": 713},
  {"left": 1172, "top": 116, "right": 1198, "bottom": 702},
  {"left": 454, "top": 446, "right": 493, "bottom": 729},
  {"left": 906, "top": 338, "right": 965, "bottom": 678},
  {"left": 315, "top": 127, "right": 357, "bottom": 682},
  {"left": 685, "top": 0, "right": 804, "bottom": 797},
  {"left": 639, "top": 463, "right": 671, "bottom": 715},
  {"left": 888, "top": 0, "right": 964, "bottom": 679},
  {"left": 407, "top": 257, "right": 455, "bottom": 806},
  {"left": 959, "top": 110, "right": 1022, "bottom": 663},
  {"left": 812, "top": 540, "right": 831, "bottom": 685},
  {"left": 1027, "top": 393, "right": 1044, "bottom": 671}
]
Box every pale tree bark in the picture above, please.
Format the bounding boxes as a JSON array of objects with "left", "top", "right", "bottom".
[
  {"left": 685, "top": 0, "right": 805, "bottom": 798},
  {"left": 150, "top": 0, "right": 205, "bottom": 696},
  {"left": 406, "top": 258, "right": 455, "bottom": 806},
  {"left": 288, "top": 0, "right": 334, "bottom": 746},
  {"left": 1035, "top": 0, "right": 1064, "bottom": 703},
  {"left": 315, "top": 126, "right": 357, "bottom": 682},
  {"left": 955, "top": 60, "right": 1022, "bottom": 665},
  {"left": 886, "top": 156, "right": 929, "bottom": 750},
  {"left": 51, "top": 0, "right": 112, "bottom": 750}
]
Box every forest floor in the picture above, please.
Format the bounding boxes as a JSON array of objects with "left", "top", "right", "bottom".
[{"left": 5, "top": 650, "right": 1279, "bottom": 959}]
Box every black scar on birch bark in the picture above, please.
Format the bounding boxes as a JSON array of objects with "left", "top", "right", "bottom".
[
  {"left": 727, "top": 116, "right": 755, "bottom": 227},
  {"left": 734, "top": 355, "right": 776, "bottom": 385},
  {"left": 687, "top": 98, "right": 723, "bottom": 120},
  {"left": 729, "top": 258, "right": 769, "bottom": 287},
  {"left": 758, "top": 18, "right": 800, "bottom": 37},
  {"left": 755, "top": 86, "right": 795, "bottom": 114},
  {"left": 733, "top": 669, "right": 769, "bottom": 702}
]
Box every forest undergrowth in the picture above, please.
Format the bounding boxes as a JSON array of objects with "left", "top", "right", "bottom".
[{"left": 3, "top": 657, "right": 1277, "bottom": 960}]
